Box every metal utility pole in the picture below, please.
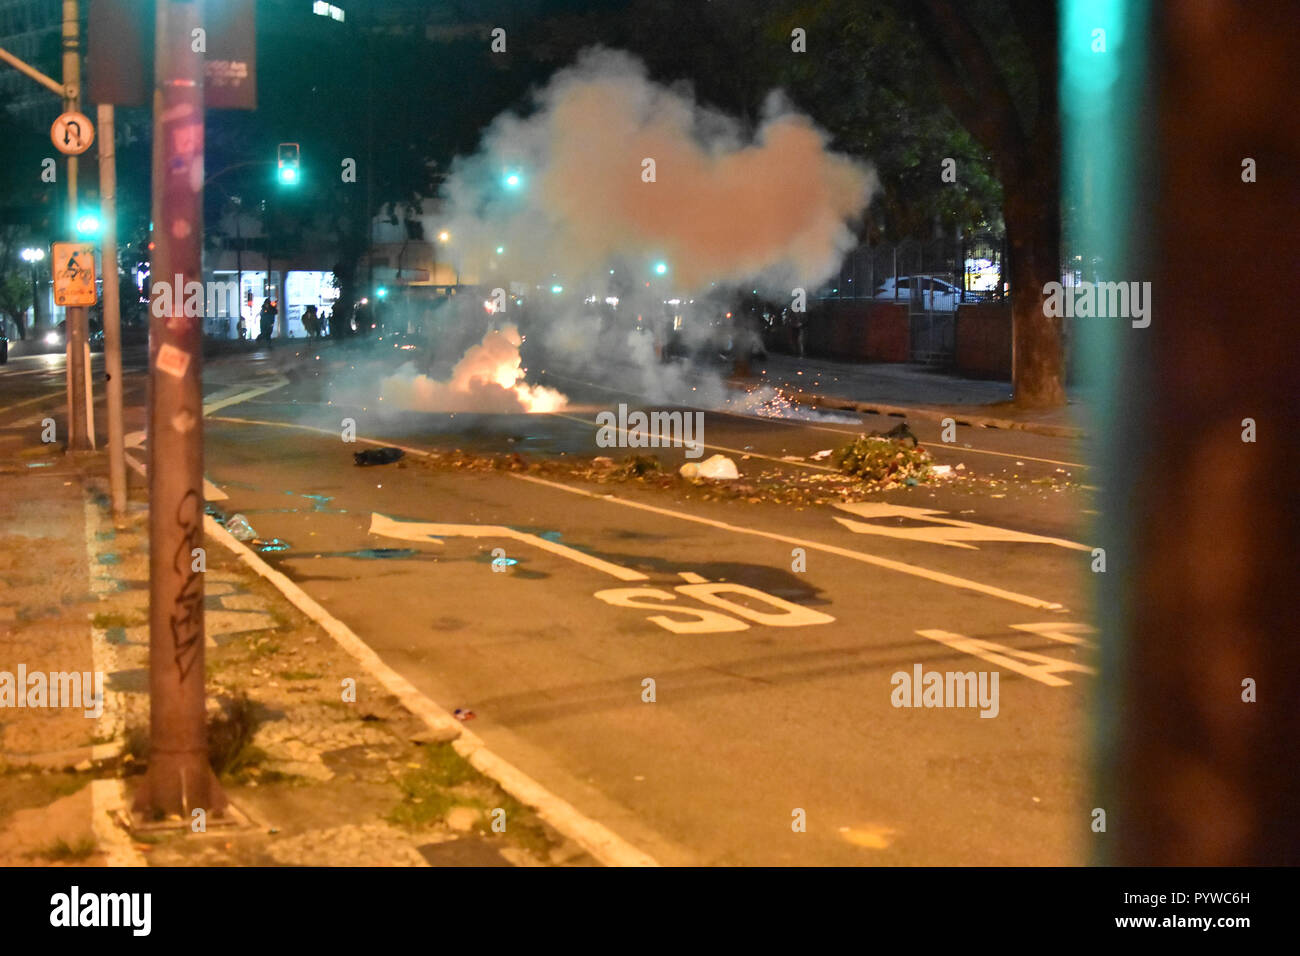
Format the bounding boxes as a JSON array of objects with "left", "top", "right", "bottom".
[
  {"left": 63, "top": 0, "right": 93, "bottom": 451},
  {"left": 134, "top": 0, "right": 227, "bottom": 821},
  {"left": 98, "top": 102, "right": 126, "bottom": 515}
]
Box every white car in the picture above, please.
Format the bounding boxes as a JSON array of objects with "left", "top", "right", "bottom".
[{"left": 874, "top": 275, "right": 961, "bottom": 310}]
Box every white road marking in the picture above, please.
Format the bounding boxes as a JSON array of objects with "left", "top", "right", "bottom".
[
  {"left": 127, "top": 445, "right": 659, "bottom": 865},
  {"left": 199, "top": 413, "right": 1067, "bottom": 609},
  {"left": 368, "top": 512, "right": 649, "bottom": 582},
  {"left": 509, "top": 473, "right": 1066, "bottom": 611},
  {"left": 123, "top": 448, "right": 228, "bottom": 501},
  {"left": 832, "top": 502, "right": 1091, "bottom": 551},
  {"left": 1009, "top": 622, "right": 1097, "bottom": 647},
  {"left": 202, "top": 376, "right": 290, "bottom": 416},
  {"left": 915, "top": 628, "right": 1096, "bottom": 686}
]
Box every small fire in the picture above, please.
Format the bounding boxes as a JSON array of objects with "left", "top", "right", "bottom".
[
  {"left": 378, "top": 324, "right": 568, "bottom": 414},
  {"left": 451, "top": 325, "right": 568, "bottom": 413}
]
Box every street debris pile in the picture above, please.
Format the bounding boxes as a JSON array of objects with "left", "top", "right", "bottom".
[{"left": 833, "top": 433, "right": 933, "bottom": 484}]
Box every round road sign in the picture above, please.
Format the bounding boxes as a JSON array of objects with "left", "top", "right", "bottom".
[{"left": 51, "top": 111, "right": 95, "bottom": 155}]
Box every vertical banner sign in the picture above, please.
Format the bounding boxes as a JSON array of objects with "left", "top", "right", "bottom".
[
  {"left": 89, "top": 0, "right": 256, "bottom": 110},
  {"left": 203, "top": 0, "right": 257, "bottom": 110}
]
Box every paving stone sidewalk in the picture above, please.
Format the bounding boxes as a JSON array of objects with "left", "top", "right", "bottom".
[{"left": 0, "top": 447, "right": 588, "bottom": 867}]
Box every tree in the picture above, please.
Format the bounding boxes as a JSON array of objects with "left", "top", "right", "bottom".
[{"left": 904, "top": 0, "right": 1064, "bottom": 406}]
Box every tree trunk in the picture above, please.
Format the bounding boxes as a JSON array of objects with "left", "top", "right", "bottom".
[{"left": 1003, "top": 176, "right": 1066, "bottom": 407}]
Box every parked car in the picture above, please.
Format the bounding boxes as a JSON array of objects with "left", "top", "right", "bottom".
[
  {"left": 0, "top": 324, "right": 8, "bottom": 363},
  {"left": 874, "top": 275, "right": 962, "bottom": 310}
]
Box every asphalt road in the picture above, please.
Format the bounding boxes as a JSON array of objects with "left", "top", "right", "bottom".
[{"left": 3, "top": 341, "right": 1097, "bottom": 865}]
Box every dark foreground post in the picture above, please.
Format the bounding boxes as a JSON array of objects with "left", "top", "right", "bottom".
[{"left": 134, "top": 0, "right": 227, "bottom": 820}]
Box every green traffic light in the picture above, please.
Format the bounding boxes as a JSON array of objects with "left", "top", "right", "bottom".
[
  {"left": 75, "top": 213, "right": 101, "bottom": 236},
  {"left": 376, "top": 287, "right": 388, "bottom": 298},
  {"left": 278, "top": 166, "right": 299, "bottom": 185}
]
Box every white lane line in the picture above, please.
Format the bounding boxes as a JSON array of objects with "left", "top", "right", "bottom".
[
  {"left": 0, "top": 389, "right": 64, "bottom": 417},
  {"left": 507, "top": 472, "right": 1065, "bottom": 611},
  {"left": 127, "top": 445, "right": 658, "bottom": 867},
  {"left": 202, "top": 376, "right": 290, "bottom": 416},
  {"left": 204, "top": 413, "right": 1066, "bottom": 610}
]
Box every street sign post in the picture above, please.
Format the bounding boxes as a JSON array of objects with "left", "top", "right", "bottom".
[
  {"left": 51, "top": 111, "right": 95, "bottom": 155},
  {"left": 51, "top": 242, "right": 99, "bottom": 306}
]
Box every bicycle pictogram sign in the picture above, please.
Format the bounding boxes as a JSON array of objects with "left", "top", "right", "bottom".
[{"left": 51, "top": 242, "right": 98, "bottom": 307}]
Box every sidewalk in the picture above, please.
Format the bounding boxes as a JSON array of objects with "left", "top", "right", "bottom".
[
  {"left": 0, "top": 443, "right": 588, "bottom": 866},
  {"left": 742, "top": 353, "right": 1091, "bottom": 438}
]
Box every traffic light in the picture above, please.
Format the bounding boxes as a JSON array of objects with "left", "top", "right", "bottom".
[
  {"left": 277, "top": 143, "right": 300, "bottom": 185},
  {"left": 75, "top": 212, "right": 102, "bottom": 236}
]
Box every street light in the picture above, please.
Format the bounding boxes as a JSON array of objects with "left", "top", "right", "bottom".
[
  {"left": 21, "top": 247, "right": 45, "bottom": 331},
  {"left": 438, "top": 230, "right": 450, "bottom": 243}
]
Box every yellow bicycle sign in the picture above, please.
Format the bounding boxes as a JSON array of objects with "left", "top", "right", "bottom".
[{"left": 51, "top": 242, "right": 98, "bottom": 307}]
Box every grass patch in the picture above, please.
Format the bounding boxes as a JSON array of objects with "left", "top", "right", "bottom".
[
  {"left": 91, "top": 611, "right": 143, "bottom": 629},
  {"left": 386, "top": 744, "right": 557, "bottom": 860},
  {"left": 386, "top": 743, "right": 483, "bottom": 829},
  {"left": 36, "top": 836, "right": 97, "bottom": 862}
]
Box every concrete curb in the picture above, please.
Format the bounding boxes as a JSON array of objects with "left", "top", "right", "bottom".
[{"left": 125, "top": 447, "right": 659, "bottom": 867}]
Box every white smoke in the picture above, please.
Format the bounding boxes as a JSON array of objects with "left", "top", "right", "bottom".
[{"left": 442, "top": 47, "right": 876, "bottom": 293}]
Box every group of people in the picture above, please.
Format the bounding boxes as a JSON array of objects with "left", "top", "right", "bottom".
[{"left": 236, "top": 299, "right": 328, "bottom": 343}]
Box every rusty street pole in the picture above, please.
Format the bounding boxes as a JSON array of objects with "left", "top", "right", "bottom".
[
  {"left": 98, "top": 101, "right": 127, "bottom": 516},
  {"left": 134, "top": 0, "right": 227, "bottom": 821}
]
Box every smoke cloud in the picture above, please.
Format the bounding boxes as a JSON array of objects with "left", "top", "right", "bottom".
[{"left": 442, "top": 47, "right": 876, "bottom": 293}]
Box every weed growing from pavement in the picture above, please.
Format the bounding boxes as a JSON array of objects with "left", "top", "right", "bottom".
[
  {"left": 91, "top": 611, "right": 145, "bottom": 630},
  {"left": 277, "top": 670, "right": 323, "bottom": 682},
  {"left": 35, "top": 835, "right": 97, "bottom": 862},
  {"left": 207, "top": 691, "right": 269, "bottom": 781},
  {"left": 387, "top": 743, "right": 555, "bottom": 860}
]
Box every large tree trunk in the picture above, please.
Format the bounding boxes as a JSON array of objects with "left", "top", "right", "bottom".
[{"left": 1003, "top": 163, "right": 1065, "bottom": 407}]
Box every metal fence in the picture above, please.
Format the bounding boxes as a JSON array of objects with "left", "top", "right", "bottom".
[{"left": 817, "top": 232, "right": 1008, "bottom": 305}]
